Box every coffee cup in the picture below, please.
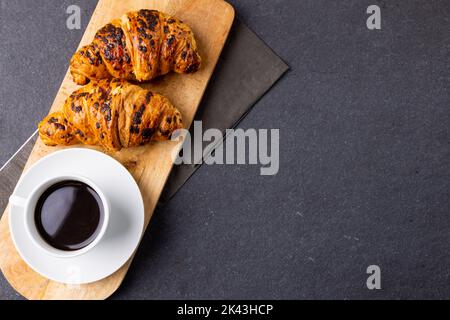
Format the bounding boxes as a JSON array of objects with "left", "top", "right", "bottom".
[{"left": 9, "top": 174, "right": 110, "bottom": 258}]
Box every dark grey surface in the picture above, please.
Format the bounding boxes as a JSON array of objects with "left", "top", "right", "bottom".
[{"left": 2, "top": 0, "right": 450, "bottom": 299}]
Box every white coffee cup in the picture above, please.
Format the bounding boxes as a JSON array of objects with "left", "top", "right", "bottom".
[{"left": 9, "top": 174, "right": 110, "bottom": 258}]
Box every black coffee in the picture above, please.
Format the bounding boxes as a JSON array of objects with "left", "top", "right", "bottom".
[{"left": 34, "top": 180, "right": 104, "bottom": 251}]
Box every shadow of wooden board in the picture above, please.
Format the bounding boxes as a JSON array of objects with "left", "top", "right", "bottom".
[{"left": 0, "top": 0, "right": 234, "bottom": 300}]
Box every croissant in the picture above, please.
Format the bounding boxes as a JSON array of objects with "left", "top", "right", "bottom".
[
  {"left": 38, "top": 79, "right": 183, "bottom": 151},
  {"left": 70, "top": 9, "right": 201, "bottom": 85}
]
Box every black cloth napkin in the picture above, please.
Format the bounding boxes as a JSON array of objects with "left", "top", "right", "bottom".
[{"left": 0, "top": 19, "right": 288, "bottom": 215}]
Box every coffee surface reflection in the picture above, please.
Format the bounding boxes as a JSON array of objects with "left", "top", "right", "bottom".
[{"left": 34, "top": 180, "right": 104, "bottom": 251}]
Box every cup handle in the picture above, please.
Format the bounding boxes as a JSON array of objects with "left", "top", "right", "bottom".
[{"left": 9, "top": 195, "right": 27, "bottom": 208}]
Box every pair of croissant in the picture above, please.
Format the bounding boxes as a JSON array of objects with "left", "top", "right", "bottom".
[{"left": 39, "top": 9, "right": 201, "bottom": 150}]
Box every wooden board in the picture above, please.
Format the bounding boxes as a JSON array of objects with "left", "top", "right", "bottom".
[{"left": 0, "top": 0, "right": 234, "bottom": 300}]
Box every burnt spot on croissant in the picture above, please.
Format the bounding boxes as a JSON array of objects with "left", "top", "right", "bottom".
[
  {"left": 181, "top": 51, "right": 187, "bottom": 60},
  {"left": 102, "top": 107, "right": 112, "bottom": 122},
  {"left": 186, "top": 62, "right": 200, "bottom": 73},
  {"left": 103, "top": 51, "right": 112, "bottom": 62},
  {"left": 94, "top": 102, "right": 100, "bottom": 109},
  {"left": 101, "top": 102, "right": 110, "bottom": 112},
  {"left": 132, "top": 104, "right": 146, "bottom": 125},
  {"left": 164, "top": 26, "right": 169, "bottom": 34},
  {"left": 133, "top": 113, "right": 142, "bottom": 125},
  {"left": 142, "top": 128, "right": 154, "bottom": 139},
  {"left": 54, "top": 123, "right": 66, "bottom": 131},
  {"left": 98, "top": 24, "right": 119, "bottom": 39},
  {"left": 75, "top": 129, "right": 85, "bottom": 137},
  {"left": 130, "top": 126, "right": 140, "bottom": 134},
  {"left": 167, "top": 35, "right": 176, "bottom": 46},
  {"left": 98, "top": 87, "right": 107, "bottom": 100},
  {"left": 138, "top": 9, "right": 159, "bottom": 32},
  {"left": 138, "top": 45, "right": 147, "bottom": 53},
  {"left": 72, "top": 92, "right": 89, "bottom": 100},
  {"left": 137, "top": 23, "right": 153, "bottom": 40},
  {"left": 160, "top": 128, "right": 170, "bottom": 137},
  {"left": 71, "top": 103, "right": 82, "bottom": 113},
  {"left": 145, "top": 91, "right": 153, "bottom": 103},
  {"left": 101, "top": 100, "right": 112, "bottom": 120},
  {"left": 47, "top": 117, "right": 58, "bottom": 124},
  {"left": 100, "top": 133, "right": 105, "bottom": 139},
  {"left": 166, "top": 116, "right": 172, "bottom": 124},
  {"left": 96, "top": 122, "right": 101, "bottom": 129},
  {"left": 80, "top": 45, "right": 104, "bottom": 67}
]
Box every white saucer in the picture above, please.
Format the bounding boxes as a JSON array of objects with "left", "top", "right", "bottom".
[{"left": 9, "top": 148, "right": 145, "bottom": 284}]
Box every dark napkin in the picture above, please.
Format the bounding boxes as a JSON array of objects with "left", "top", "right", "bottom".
[{"left": 0, "top": 19, "right": 288, "bottom": 215}]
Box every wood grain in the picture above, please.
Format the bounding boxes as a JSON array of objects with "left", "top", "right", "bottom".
[{"left": 0, "top": 0, "right": 234, "bottom": 300}]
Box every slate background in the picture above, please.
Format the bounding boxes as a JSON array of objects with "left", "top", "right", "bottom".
[{"left": 1, "top": 0, "right": 450, "bottom": 299}]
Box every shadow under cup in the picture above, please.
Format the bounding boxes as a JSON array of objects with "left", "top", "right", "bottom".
[{"left": 12, "top": 175, "right": 110, "bottom": 258}]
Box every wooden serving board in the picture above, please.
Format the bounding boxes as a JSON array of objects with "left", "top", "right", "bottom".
[{"left": 0, "top": 0, "right": 234, "bottom": 300}]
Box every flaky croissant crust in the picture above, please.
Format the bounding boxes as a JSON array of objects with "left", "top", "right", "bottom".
[
  {"left": 38, "top": 79, "right": 183, "bottom": 151},
  {"left": 70, "top": 9, "right": 201, "bottom": 85}
]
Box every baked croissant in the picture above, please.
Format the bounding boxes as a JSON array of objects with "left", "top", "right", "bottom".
[
  {"left": 70, "top": 9, "right": 201, "bottom": 85},
  {"left": 38, "top": 79, "right": 183, "bottom": 151}
]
